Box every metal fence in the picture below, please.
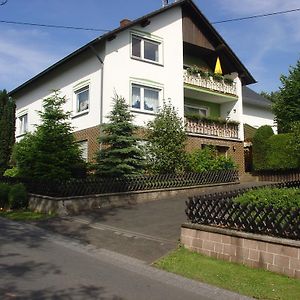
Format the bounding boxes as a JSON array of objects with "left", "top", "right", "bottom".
[
  {"left": 0, "top": 169, "right": 239, "bottom": 197},
  {"left": 185, "top": 181, "right": 300, "bottom": 240}
]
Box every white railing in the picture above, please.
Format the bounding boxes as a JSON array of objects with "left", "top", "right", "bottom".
[
  {"left": 185, "top": 117, "right": 239, "bottom": 139},
  {"left": 183, "top": 70, "right": 238, "bottom": 96}
]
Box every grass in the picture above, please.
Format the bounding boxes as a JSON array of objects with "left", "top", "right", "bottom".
[
  {"left": 0, "top": 209, "right": 55, "bottom": 221},
  {"left": 155, "top": 246, "right": 300, "bottom": 300}
]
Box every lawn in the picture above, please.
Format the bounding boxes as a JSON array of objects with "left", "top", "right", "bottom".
[
  {"left": 155, "top": 246, "right": 300, "bottom": 300},
  {"left": 0, "top": 210, "right": 55, "bottom": 221}
]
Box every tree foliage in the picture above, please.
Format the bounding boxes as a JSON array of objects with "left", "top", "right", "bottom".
[
  {"left": 13, "top": 91, "right": 85, "bottom": 180},
  {"left": 0, "top": 90, "right": 15, "bottom": 175},
  {"left": 252, "top": 125, "right": 274, "bottom": 171},
  {"left": 146, "top": 101, "right": 187, "bottom": 174},
  {"left": 95, "top": 94, "right": 144, "bottom": 177},
  {"left": 272, "top": 59, "right": 300, "bottom": 133}
]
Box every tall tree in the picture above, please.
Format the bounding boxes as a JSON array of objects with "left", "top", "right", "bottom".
[
  {"left": 272, "top": 59, "right": 300, "bottom": 133},
  {"left": 0, "top": 90, "right": 15, "bottom": 175},
  {"left": 95, "top": 94, "right": 144, "bottom": 177},
  {"left": 146, "top": 101, "right": 187, "bottom": 174},
  {"left": 14, "top": 91, "right": 85, "bottom": 180}
]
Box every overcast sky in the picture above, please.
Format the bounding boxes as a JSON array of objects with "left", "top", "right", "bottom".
[{"left": 0, "top": 0, "right": 299, "bottom": 93}]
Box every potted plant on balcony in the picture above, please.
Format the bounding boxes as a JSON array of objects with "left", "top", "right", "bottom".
[
  {"left": 212, "top": 73, "right": 224, "bottom": 82},
  {"left": 224, "top": 77, "right": 234, "bottom": 85}
]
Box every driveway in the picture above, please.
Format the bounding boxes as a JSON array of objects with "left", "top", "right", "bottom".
[{"left": 36, "top": 182, "right": 269, "bottom": 263}]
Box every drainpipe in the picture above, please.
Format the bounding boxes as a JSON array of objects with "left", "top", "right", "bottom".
[{"left": 89, "top": 45, "right": 104, "bottom": 150}]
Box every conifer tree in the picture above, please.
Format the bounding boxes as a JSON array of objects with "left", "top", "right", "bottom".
[
  {"left": 14, "top": 91, "right": 85, "bottom": 180},
  {"left": 0, "top": 90, "right": 15, "bottom": 175},
  {"left": 95, "top": 94, "right": 144, "bottom": 177},
  {"left": 146, "top": 101, "right": 187, "bottom": 174}
]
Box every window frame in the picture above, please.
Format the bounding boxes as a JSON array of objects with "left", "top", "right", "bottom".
[
  {"left": 72, "top": 80, "right": 91, "bottom": 118},
  {"left": 130, "top": 83, "right": 162, "bottom": 115},
  {"left": 130, "top": 31, "right": 163, "bottom": 65},
  {"left": 184, "top": 104, "right": 209, "bottom": 117},
  {"left": 18, "top": 112, "right": 28, "bottom": 136}
]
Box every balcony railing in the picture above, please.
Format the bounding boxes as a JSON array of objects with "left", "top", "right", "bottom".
[
  {"left": 185, "top": 117, "right": 239, "bottom": 139},
  {"left": 183, "top": 70, "right": 238, "bottom": 97}
]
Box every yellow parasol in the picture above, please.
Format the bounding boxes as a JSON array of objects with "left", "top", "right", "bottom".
[{"left": 214, "top": 57, "right": 223, "bottom": 75}]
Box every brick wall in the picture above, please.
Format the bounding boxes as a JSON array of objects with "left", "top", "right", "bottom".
[
  {"left": 186, "top": 134, "right": 245, "bottom": 174},
  {"left": 74, "top": 125, "right": 100, "bottom": 162},
  {"left": 181, "top": 223, "right": 300, "bottom": 279}
]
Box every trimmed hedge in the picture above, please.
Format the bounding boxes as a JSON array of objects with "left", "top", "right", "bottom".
[
  {"left": 8, "top": 184, "right": 28, "bottom": 210},
  {"left": 234, "top": 187, "right": 300, "bottom": 209},
  {"left": 0, "top": 183, "right": 10, "bottom": 208}
]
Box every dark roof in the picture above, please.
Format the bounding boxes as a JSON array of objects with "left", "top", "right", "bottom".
[
  {"left": 242, "top": 86, "right": 272, "bottom": 108},
  {"left": 9, "top": 0, "right": 255, "bottom": 96}
]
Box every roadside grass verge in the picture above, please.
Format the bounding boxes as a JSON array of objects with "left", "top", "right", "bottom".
[
  {"left": 0, "top": 210, "right": 55, "bottom": 221},
  {"left": 154, "top": 246, "right": 300, "bottom": 300}
]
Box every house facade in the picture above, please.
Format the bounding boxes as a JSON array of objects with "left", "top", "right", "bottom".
[{"left": 10, "top": 0, "right": 257, "bottom": 172}]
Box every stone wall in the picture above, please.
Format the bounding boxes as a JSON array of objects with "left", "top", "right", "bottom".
[
  {"left": 181, "top": 223, "right": 300, "bottom": 279},
  {"left": 29, "top": 182, "right": 238, "bottom": 216},
  {"left": 186, "top": 134, "right": 245, "bottom": 174}
]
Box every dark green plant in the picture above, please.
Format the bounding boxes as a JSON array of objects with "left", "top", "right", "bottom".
[
  {"left": 213, "top": 73, "right": 223, "bottom": 82},
  {"left": 4, "top": 167, "right": 20, "bottom": 178},
  {"left": 13, "top": 91, "right": 86, "bottom": 180},
  {"left": 146, "top": 101, "right": 187, "bottom": 174},
  {"left": 95, "top": 94, "right": 144, "bottom": 178},
  {"left": 252, "top": 125, "right": 274, "bottom": 171},
  {"left": 8, "top": 183, "right": 28, "bottom": 210},
  {"left": 185, "top": 114, "right": 239, "bottom": 126},
  {"left": 187, "top": 65, "right": 200, "bottom": 75},
  {"left": 224, "top": 78, "right": 234, "bottom": 85},
  {"left": 0, "top": 183, "right": 10, "bottom": 208},
  {"left": 272, "top": 58, "right": 300, "bottom": 133},
  {"left": 290, "top": 121, "right": 300, "bottom": 168},
  {"left": 0, "top": 90, "right": 16, "bottom": 175}
]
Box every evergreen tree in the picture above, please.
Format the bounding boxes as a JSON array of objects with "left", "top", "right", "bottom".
[
  {"left": 0, "top": 90, "right": 15, "bottom": 175},
  {"left": 14, "top": 91, "right": 85, "bottom": 180},
  {"left": 272, "top": 59, "right": 300, "bottom": 133},
  {"left": 95, "top": 94, "right": 144, "bottom": 177},
  {"left": 146, "top": 101, "right": 187, "bottom": 174}
]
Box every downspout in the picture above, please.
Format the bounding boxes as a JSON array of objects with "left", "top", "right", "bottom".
[{"left": 89, "top": 45, "right": 104, "bottom": 150}]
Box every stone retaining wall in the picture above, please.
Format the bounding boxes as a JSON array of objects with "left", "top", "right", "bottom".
[
  {"left": 29, "top": 182, "right": 238, "bottom": 216},
  {"left": 181, "top": 223, "right": 300, "bottom": 279}
]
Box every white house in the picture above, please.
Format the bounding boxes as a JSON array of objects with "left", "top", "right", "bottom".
[{"left": 10, "top": 0, "right": 262, "bottom": 172}]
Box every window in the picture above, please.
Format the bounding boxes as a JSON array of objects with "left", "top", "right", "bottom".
[
  {"left": 75, "top": 86, "right": 89, "bottom": 113},
  {"left": 131, "top": 84, "right": 160, "bottom": 113},
  {"left": 78, "top": 140, "right": 88, "bottom": 162},
  {"left": 131, "top": 34, "right": 160, "bottom": 63},
  {"left": 184, "top": 105, "right": 208, "bottom": 117},
  {"left": 19, "top": 113, "right": 28, "bottom": 135}
]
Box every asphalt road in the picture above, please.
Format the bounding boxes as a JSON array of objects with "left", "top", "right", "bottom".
[{"left": 0, "top": 218, "right": 250, "bottom": 300}]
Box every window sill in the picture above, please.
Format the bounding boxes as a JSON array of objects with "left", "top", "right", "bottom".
[
  {"left": 131, "top": 56, "right": 163, "bottom": 67},
  {"left": 16, "top": 132, "right": 27, "bottom": 138},
  {"left": 71, "top": 110, "right": 89, "bottom": 119},
  {"left": 131, "top": 109, "right": 157, "bottom": 116}
]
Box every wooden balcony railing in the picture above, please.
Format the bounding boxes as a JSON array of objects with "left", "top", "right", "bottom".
[
  {"left": 185, "top": 118, "right": 239, "bottom": 139},
  {"left": 183, "top": 70, "right": 238, "bottom": 97}
]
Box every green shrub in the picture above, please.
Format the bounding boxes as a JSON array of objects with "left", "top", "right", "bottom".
[
  {"left": 234, "top": 187, "right": 300, "bottom": 209},
  {"left": 187, "top": 147, "right": 236, "bottom": 173},
  {"left": 8, "top": 183, "right": 28, "bottom": 210},
  {"left": 0, "top": 183, "right": 10, "bottom": 208},
  {"left": 266, "top": 133, "right": 298, "bottom": 170},
  {"left": 252, "top": 125, "right": 274, "bottom": 170},
  {"left": 3, "top": 167, "right": 19, "bottom": 177}
]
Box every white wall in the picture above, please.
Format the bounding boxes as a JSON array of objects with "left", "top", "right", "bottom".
[
  {"left": 14, "top": 47, "right": 104, "bottom": 140},
  {"left": 243, "top": 104, "right": 277, "bottom": 133},
  {"left": 102, "top": 7, "right": 184, "bottom": 127}
]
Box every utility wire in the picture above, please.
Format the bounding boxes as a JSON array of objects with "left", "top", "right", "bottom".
[
  {"left": 0, "top": 0, "right": 8, "bottom": 5},
  {"left": 0, "top": 7, "right": 299, "bottom": 31},
  {"left": 212, "top": 8, "right": 300, "bottom": 24}
]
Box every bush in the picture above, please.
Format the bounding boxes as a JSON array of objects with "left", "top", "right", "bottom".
[
  {"left": 234, "top": 187, "right": 300, "bottom": 209},
  {"left": 266, "top": 134, "right": 298, "bottom": 170},
  {"left": 8, "top": 183, "right": 28, "bottom": 210},
  {"left": 187, "top": 147, "right": 236, "bottom": 173},
  {"left": 3, "top": 167, "right": 19, "bottom": 177},
  {"left": 0, "top": 183, "right": 10, "bottom": 208},
  {"left": 252, "top": 125, "right": 274, "bottom": 171}
]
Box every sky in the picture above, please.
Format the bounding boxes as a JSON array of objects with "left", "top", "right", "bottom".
[{"left": 0, "top": 0, "right": 299, "bottom": 93}]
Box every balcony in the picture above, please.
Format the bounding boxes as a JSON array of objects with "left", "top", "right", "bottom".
[
  {"left": 183, "top": 69, "right": 238, "bottom": 97},
  {"left": 185, "top": 117, "right": 239, "bottom": 140}
]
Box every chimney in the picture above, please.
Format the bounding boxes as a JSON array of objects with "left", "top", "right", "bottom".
[{"left": 120, "top": 19, "right": 131, "bottom": 27}]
